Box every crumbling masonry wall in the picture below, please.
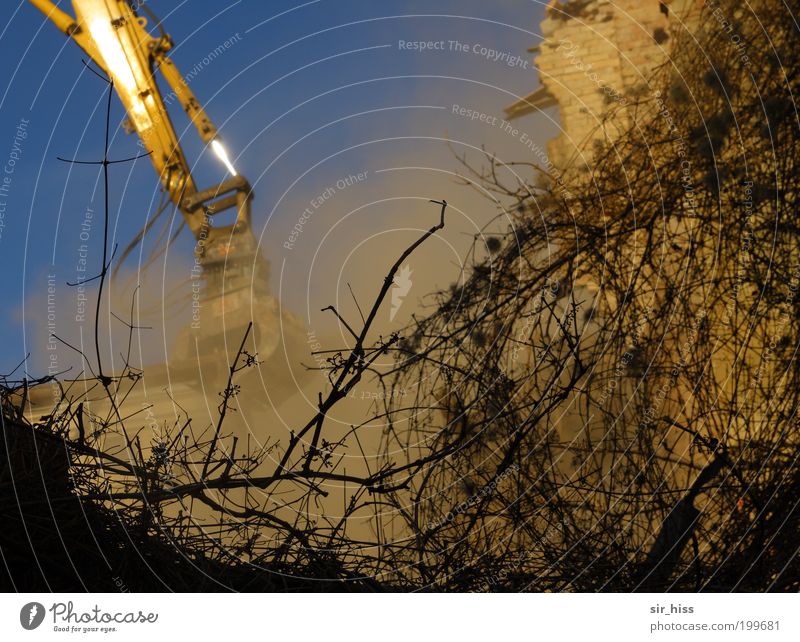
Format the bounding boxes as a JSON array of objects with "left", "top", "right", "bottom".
[{"left": 524, "top": 0, "right": 703, "bottom": 170}]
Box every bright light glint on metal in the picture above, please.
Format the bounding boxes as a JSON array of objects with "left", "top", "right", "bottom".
[{"left": 211, "top": 139, "right": 237, "bottom": 176}]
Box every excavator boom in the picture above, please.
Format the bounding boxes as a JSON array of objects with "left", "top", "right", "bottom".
[
  {"left": 31, "top": 0, "right": 279, "bottom": 375},
  {"left": 30, "top": 0, "right": 252, "bottom": 255}
]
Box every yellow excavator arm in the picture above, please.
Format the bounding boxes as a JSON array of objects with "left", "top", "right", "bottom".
[
  {"left": 29, "top": 0, "right": 253, "bottom": 261},
  {"left": 30, "top": 0, "right": 282, "bottom": 374}
]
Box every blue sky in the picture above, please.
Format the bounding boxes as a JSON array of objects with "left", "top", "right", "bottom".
[{"left": 0, "top": 0, "right": 554, "bottom": 375}]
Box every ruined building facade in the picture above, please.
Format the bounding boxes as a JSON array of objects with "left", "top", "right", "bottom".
[{"left": 507, "top": 0, "right": 703, "bottom": 171}]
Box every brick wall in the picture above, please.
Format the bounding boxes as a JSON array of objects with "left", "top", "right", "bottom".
[{"left": 513, "top": 0, "right": 703, "bottom": 171}]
